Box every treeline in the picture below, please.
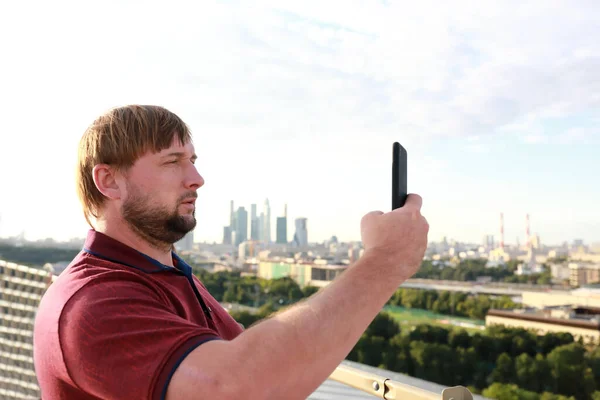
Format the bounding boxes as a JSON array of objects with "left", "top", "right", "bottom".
[
  {"left": 389, "top": 288, "right": 519, "bottom": 320},
  {"left": 230, "top": 308, "right": 600, "bottom": 399},
  {"left": 415, "top": 258, "right": 554, "bottom": 285},
  {"left": 195, "top": 269, "right": 517, "bottom": 321},
  {"left": 0, "top": 243, "right": 80, "bottom": 267},
  {"left": 349, "top": 314, "right": 600, "bottom": 400},
  {"left": 194, "top": 269, "right": 318, "bottom": 307}
]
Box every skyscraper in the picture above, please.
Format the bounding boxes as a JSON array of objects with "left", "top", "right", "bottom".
[
  {"left": 263, "top": 198, "right": 271, "bottom": 244},
  {"left": 223, "top": 226, "right": 232, "bottom": 245},
  {"left": 235, "top": 206, "right": 248, "bottom": 246},
  {"left": 250, "top": 203, "right": 259, "bottom": 240},
  {"left": 276, "top": 203, "right": 288, "bottom": 244},
  {"left": 258, "top": 212, "right": 264, "bottom": 241},
  {"left": 293, "top": 218, "right": 308, "bottom": 247},
  {"left": 175, "top": 230, "right": 194, "bottom": 252},
  {"left": 276, "top": 217, "right": 287, "bottom": 244},
  {"left": 230, "top": 200, "right": 236, "bottom": 233}
]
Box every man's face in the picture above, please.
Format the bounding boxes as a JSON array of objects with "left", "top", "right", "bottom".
[{"left": 119, "top": 137, "right": 204, "bottom": 248}]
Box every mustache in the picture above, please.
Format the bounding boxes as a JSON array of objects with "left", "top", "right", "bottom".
[{"left": 179, "top": 193, "right": 198, "bottom": 203}]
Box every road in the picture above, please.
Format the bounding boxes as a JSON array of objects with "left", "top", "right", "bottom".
[{"left": 400, "top": 278, "right": 570, "bottom": 298}]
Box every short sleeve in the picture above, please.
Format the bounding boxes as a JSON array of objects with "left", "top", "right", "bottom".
[{"left": 59, "top": 274, "right": 220, "bottom": 400}]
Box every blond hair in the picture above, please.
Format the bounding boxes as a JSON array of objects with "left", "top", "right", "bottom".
[{"left": 76, "top": 105, "right": 192, "bottom": 227}]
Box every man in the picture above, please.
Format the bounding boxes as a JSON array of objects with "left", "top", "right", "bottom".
[{"left": 33, "top": 105, "right": 429, "bottom": 400}]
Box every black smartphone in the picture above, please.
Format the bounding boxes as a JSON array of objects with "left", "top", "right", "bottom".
[{"left": 392, "top": 142, "right": 407, "bottom": 210}]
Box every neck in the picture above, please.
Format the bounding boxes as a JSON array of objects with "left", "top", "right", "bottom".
[{"left": 94, "top": 216, "right": 175, "bottom": 267}]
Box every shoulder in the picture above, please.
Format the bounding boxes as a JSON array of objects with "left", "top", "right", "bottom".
[
  {"left": 35, "top": 252, "right": 169, "bottom": 351},
  {"left": 36, "top": 255, "right": 222, "bottom": 400},
  {"left": 39, "top": 252, "right": 160, "bottom": 312}
]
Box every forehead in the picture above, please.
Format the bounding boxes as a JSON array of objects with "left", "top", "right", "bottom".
[
  {"left": 145, "top": 136, "right": 195, "bottom": 158},
  {"left": 161, "top": 137, "right": 195, "bottom": 154}
]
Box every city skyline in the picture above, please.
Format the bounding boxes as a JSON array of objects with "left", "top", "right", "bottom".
[
  {"left": 0, "top": 1, "right": 598, "bottom": 246},
  {"left": 0, "top": 203, "right": 595, "bottom": 248}
]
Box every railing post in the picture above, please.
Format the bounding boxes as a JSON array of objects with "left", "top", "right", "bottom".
[{"left": 329, "top": 364, "right": 474, "bottom": 400}]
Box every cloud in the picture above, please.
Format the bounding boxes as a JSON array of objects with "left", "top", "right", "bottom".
[
  {"left": 555, "top": 126, "right": 599, "bottom": 144},
  {"left": 2, "top": 0, "right": 598, "bottom": 145}
]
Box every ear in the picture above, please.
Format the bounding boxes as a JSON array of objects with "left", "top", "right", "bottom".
[{"left": 92, "top": 164, "right": 123, "bottom": 201}]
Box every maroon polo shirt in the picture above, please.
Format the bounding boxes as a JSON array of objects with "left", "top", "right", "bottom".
[{"left": 33, "top": 230, "right": 244, "bottom": 400}]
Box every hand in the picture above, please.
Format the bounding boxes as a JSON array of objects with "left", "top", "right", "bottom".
[{"left": 359, "top": 194, "right": 429, "bottom": 280}]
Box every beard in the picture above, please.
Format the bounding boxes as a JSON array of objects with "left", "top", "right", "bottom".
[{"left": 121, "top": 183, "right": 197, "bottom": 251}]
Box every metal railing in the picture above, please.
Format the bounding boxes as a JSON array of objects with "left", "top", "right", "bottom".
[{"left": 329, "top": 364, "right": 473, "bottom": 400}]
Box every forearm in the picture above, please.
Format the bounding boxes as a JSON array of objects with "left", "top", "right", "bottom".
[{"left": 230, "top": 250, "right": 408, "bottom": 399}]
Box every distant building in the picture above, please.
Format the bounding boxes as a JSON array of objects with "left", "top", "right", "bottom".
[
  {"left": 550, "top": 263, "right": 570, "bottom": 283},
  {"left": 258, "top": 213, "right": 264, "bottom": 242},
  {"left": 250, "top": 204, "right": 259, "bottom": 241},
  {"left": 43, "top": 261, "right": 70, "bottom": 276},
  {"left": 569, "top": 262, "right": 600, "bottom": 287},
  {"left": 486, "top": 306, "right": 600, "bottom": 345},
  {"left": 0, "top": 259, "right": 51, "bottom": 399},
  {"left": 571, "top": 252, "right": 600, "bottom": 263},
  {"left": 222, "top": 226, "right": 232, "bottom": 245},
  {"left": 293, "top": 218, "right": 308, "bottom": 247},
  {"left": 258, "top": 259, "right": 347, "bottom": 288},
  {"left": 229, "top": 200, "right": 235, "bottom": 231},
  {"left": 515, "top": 262, "right": 544, "bottom": 276},
  {"left": 521, "top": 290, "right": 600, "bottom": 309},
  {"left": 276, "top": 217, "right": 287, "bottom": 244},
  {"left": 175, "top": 231, "right": 194, "bottom": 252},
  {"left": 482, "top": 234, "right": 495, "bottom": 249},
  {"left": 262, "top": 199, "right": 271, "bottom": 244},
  {"left": 234, "top": 207, "right": 248, "bottom": 246}
]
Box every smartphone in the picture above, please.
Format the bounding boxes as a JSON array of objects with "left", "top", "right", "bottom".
[{"left": 392, "top": 142, "right": 407, "bottom": 210}]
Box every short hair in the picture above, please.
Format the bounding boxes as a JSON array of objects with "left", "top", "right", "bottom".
[{"left": 76, "top": 105, "right": 192, "bottom": 227}]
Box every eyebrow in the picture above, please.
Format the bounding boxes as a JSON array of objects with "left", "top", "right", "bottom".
[{"left": 162, "top": 152, "right": 198, "bottom": 161}]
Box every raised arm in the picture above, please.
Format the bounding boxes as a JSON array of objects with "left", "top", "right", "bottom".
[{"left": 166, "top": 194, "right": 429, "bottom": 400}]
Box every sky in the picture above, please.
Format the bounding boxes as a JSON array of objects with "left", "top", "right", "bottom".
[{"left": 0, "top": 0, "right": 598, "bottom": 246}]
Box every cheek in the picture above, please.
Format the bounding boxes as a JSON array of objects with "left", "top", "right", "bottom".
[{"left": 129, "top": 169, "right": 181, "bottom": 201}]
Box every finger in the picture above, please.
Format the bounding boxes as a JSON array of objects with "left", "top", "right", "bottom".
[
  {"left": 361, "top": 210, "right": 384, "bottom": 225},
  {"left": 402, "top": 194, "right": 422, "bottom": 211},
  {"left": 363, "top": 211, "right": 384, "bottom": 219}
]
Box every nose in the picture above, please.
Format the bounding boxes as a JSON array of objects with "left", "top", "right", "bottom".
[{"left": 185, "top": 163, "right": 205, "bottom": 190}]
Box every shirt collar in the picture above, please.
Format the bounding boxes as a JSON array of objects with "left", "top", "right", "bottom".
[{"left": 82, "top": 229, "right": 192, "bottom": 275}]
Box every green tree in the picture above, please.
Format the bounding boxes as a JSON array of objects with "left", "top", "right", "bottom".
[
  {"left": 448, "top": 329, "right": 471, "bottom": 348},
  {"left": 585, "top": 347, "right": 600, "bottom": 388},
  {"left": 454, "top": 347, "right": 478, "bottom": 387},
  {"left": 302, "top": 285, "right": 319, "bottom": 297},
  {"left": 409, "top": 324, "right": 449, "bottom": 344},
  {"left": 537, "top": 332, "right": 574, "bottom": 355},
  {"left": 365, "top": 312, "right": 401, "bottom": 340},
  {"left": 385, "top": 334, "right": 412, "bottom": 373},
  {"left": 546, "top": 343, "right": 596, "bottom": 398},
  {"left": 228, "top": 310, "right": 261, "bottom": 329},
  {"left": 482, "top": 383, "right": 539, "bottom": 400},
  {"left": 0, "top": 243, "right": 80, "bottom": 266},
  {"left": 409, "top": 341, "right": 456, "bottom": 386},
  {"left": 491, "top": 353, "right": 514, "bottom": 384},
  {"left": 511, "top": 331, "right": 537, "bottom": 357},
  {"left": 514, "top": 353, "right": 551, "bottom": 393}
]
